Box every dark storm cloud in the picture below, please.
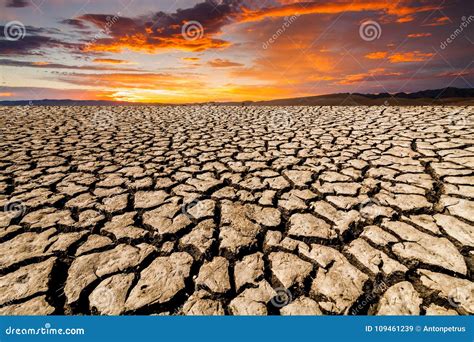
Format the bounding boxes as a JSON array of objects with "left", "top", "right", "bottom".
[
  {"left": 0, "top": 25, "right": 82, "bottom": 56},
  {"left": 6, "top": 0, "right": 31, "bottom": 8},
  {"left": 74, "top": 0, "right": 243, "bottom": 52},
  {"left": 60, "top": 19, "right": 90, "bottom": 30},
  {"left": 0, "top": 59, "right": 141, "bottom": 71},
  {"left": 0, "top": 27, "right": 79, "bottom": 56}
]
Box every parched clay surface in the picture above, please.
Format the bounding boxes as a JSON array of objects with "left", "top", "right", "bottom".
[{"left": 0, "top": 105, "right": 472, "bottom": 315}]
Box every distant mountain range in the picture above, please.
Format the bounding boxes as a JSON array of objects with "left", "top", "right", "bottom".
[
  {"left": 228, "top": 87, "right": 474, "bottom": 106},
  {"left": 1, "top": 87, "right": 473, "bottom": 106}
]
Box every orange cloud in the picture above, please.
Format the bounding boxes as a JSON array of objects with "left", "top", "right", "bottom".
[
  {"left": 82, "top": 34, "right": 231, "bottom": 53},
  {"left": 388, "top": 51, "right": 434, "bottom": 63},
  {"left": 396, "top": 15, "right": 414, "bottom": 23},
  {"left": 239, "top": 1, "right": 439, "bottom": 23},
  {"left": 424, "top": 16, "right": 450, "bottom": 26},
  {"left": 93, "top": 58, "right": 130, "bottom": 64},
  {"left": 182, "top": 57, "right": 201, "bottom": 62},
  {"left": 308, "top": 75, "right": 336, "bottom": 82},
  {"left": 208, "top": 59, "right": 243, "bottom": 68},
  {"left": 76, "top": 3, "right": 238, "bottom": 55},
  {"left": 407, "top": 32, "right": 432, "bottom": 38},
  {"left": 364, "top": 51, "right": 435, "bottom": 63},
  {"left": 365, "top": 51, "right": 388, "bottom": 60},
  {"left": 276, "top": 0, "right": 305, "bottom": 4}
]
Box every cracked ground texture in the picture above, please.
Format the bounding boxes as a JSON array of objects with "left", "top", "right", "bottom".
[{"left": 0, "top": 105, "right": 473, "bottom": 316}]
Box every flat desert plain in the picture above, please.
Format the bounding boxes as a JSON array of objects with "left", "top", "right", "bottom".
[{"left": 0, "top": 105, "right": 473, "bottom": 316}]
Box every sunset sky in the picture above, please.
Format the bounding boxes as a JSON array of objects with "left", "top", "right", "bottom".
[{"left": 0, "top": 0, "right": 473, "bottom": 103}]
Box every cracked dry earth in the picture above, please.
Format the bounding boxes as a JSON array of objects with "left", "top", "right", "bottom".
[{"left": 0, "top": 105, "right": 473, "bottom": 316}]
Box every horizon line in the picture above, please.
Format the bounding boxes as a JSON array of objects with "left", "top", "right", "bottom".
[{"left": 1, "top": 86, "right": 473, "bottom": 105}]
